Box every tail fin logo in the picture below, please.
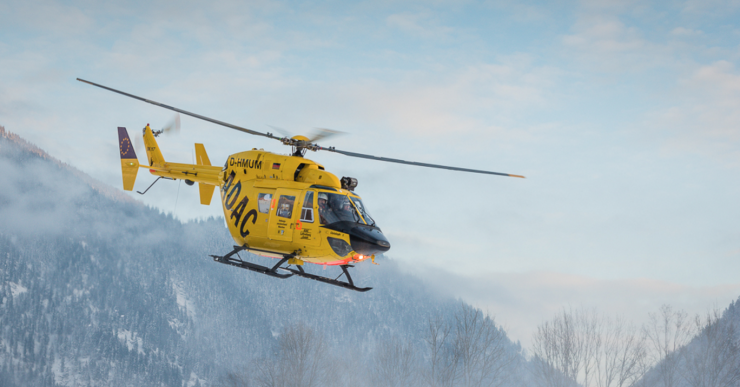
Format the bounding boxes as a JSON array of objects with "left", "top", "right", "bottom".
[{"left": 117, "top": 127, "right": 137, "bottom": 159}]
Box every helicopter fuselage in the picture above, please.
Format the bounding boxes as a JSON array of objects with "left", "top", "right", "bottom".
[
  {"left": 124, "top": 125, "right": 389, "bottom": 266},
  {"left": 216, "top": 149, "right": 390, "bottom": 265}
]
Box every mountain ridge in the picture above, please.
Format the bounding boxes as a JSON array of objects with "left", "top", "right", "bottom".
[{"left": 0, "top": 125, "right": 139, "bottom": 206}]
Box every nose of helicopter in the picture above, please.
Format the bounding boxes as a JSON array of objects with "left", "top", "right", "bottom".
[{"left": 349, "top": 224, "right": 391, "bottom": 256}]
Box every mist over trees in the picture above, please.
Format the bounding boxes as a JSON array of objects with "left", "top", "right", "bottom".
[
  {"left": 225, "top": 303, "right": 523, "bottom": 387},
  {"left": 223, "top": 301, "right": 740, "bottom": 387},
  {"left": 2, "top": 126, "right": 739, "bottom": 387}
]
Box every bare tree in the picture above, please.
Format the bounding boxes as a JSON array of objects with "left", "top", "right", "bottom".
[
  {"left": 253, "top": 323, "right": 333, "bottom": 387},
  {"left": 253, "top": 358, "right": 283, "bottom": 387},
  {"left": 579, "top": 309, "right": 602, "bottom": 387},
  {"left": 532, "top": 308, "right": 648, "bottom": 387},
  {"left": 371, "top": 337, "right": 419, "bottom": 387},
  {"left": 531, "top": 308, "right": 584, "bottom": 387},
  {"left": 681, "top": 309, "right": 740, "bottom": 387},
  {"left": 643, "top": 304, "right": 695, "bottom": 387},
  {"left": 595, "top": 316, "right": 648, "bottom": 387},
  {"left": 423, "top": 304, "right": 517, "bottom": 387},
  {"left": 422, "top": 314, "right": 459, "bottom": 387},
  {"left": 454, "top": 303, "right": 518, "bottom": 387}
]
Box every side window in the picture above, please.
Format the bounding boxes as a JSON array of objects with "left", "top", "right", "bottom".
[
  {"left": 258, "top": 193, "right": 272, "bottom": 214},
  {"left": 300, "top": 191, "right": 314, "bottom": 223},
  {"left": 276, "top": 195, "right": 295, "bottom": 219}
]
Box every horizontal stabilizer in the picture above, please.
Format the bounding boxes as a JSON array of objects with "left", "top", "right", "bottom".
[{"left": 195, "top": 143, "right": 215, "bottom": 205}]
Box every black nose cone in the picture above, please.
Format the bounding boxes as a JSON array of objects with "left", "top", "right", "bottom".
[{"left": 349, "top": 225, "right": 391, "bottom": 256}]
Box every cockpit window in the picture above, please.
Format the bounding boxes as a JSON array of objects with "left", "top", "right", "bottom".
[
  {"left": 350, "top": 197, "right": 375, "bottom": 226},
  {"left": 318, "top": 192, "right": 363, "bottom": 225}
]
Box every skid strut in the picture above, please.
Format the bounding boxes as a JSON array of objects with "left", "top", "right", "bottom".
[
  {"left": 210, "top": 245, "right": 293, "bottom": 279},
  {"left": 209, "top": 245, "right": 372, "bottom": 292}
]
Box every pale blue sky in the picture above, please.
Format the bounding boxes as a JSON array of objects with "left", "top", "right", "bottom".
[{"left": 2, "top": 0, "right": 739, "bottom": 344}]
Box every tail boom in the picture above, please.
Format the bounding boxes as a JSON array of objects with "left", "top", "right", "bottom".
[
  {"left": 145, "top": 162, "right": 222, "bottom": 187},
  {"left": 139, "top": 125, "right": 222, "bottom": 189}
]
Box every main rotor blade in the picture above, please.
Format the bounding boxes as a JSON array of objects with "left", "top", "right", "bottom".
[
  {"left": 78, "top": 78, "right": 524, "bottom": 178},
  {"left": 309, "top": 127, "right": 344, "bottom": 143},
  {"left": 77, "top": 78, "right": 279, "bottom": 141},
  {"left": 317, "top": 146, "right": 525, "bottom": 178},
  {"left": 267, "top": 125, "right": 292, "bottom": 137}
]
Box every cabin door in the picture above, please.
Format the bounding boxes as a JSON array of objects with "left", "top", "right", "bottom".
[
  {"left": 294, "top": 190, "right": 320, "bottom": 247},
  {"left": 267, "top": 188, "right": 301, "bottom": 241}
]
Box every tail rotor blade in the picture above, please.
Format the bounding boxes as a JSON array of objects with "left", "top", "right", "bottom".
[{"left": 161, "top": 113, "right": 181, "bottom": 136}]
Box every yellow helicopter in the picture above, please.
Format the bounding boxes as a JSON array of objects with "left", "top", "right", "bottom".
[{"left": 78, "top": 78, "right": 524, "bottom": 292}]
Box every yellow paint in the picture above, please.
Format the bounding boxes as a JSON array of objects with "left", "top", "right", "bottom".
[{"left": 195, "top": 143, "right": 215, "bottom": 205}]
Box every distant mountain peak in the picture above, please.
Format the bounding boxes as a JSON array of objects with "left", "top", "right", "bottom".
[{"left": 0, "top": 125, "right": 139, "bottom": 205}]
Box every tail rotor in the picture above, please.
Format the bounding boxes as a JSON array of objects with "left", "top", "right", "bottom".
[{"left": 135, "top": 113, "right": 181, "bottom": 153}]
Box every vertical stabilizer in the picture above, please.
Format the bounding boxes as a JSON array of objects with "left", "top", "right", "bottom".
[
  {"left": 195, "top": 143, "right": 216, "bottom": 205},
  {"left": 117, "top": 127, "right": 139, "bottom": 191}
]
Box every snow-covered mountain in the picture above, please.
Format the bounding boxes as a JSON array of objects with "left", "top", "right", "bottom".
[{"left": 0, "top": 126, "right": 527, "bottom": 387}]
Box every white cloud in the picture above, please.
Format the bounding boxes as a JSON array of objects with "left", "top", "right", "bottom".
[
  {"left": 681, "top": 0, "right": 740, "bottom": 15},
  {"left": 386, "top": 11, "right": 454, "bottom": 39},
  {"left": 671, "top": 27, "right": 703, "bottom": 36},
  {"left": 643, "top": 60, "right": 740, "bottom": 165},
  {"left": 1, "top": 0, "right": 95, "bottom": 36},
  {"left": 560, "top": 14, "right": 662, "bottom": 73}
]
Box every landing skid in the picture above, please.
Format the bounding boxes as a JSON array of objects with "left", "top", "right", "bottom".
[
  {"left": 209, "top": 245, "right": 373, "bottom": 292},
  {"left": 280, "top": 265, "right": 372, "bottom": 292}
]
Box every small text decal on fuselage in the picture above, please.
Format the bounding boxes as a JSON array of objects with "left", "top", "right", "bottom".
[{"left": 230, "top": 157, "right": 262, "bottom": 169}]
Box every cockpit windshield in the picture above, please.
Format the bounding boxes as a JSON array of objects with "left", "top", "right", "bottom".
[
  {"left": 318, "top": 192, "right": 366, "bottom": 225},
  {"left": 350, "top": 197, "right": 375, "bottom": 226}
]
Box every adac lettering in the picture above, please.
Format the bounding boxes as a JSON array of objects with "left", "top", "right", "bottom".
[
  {"left": 222, "top": 171, "right": 257, "bottom": 238},
  {"left": 229, "top": 157, "right": 262, "bottom": 169}
]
